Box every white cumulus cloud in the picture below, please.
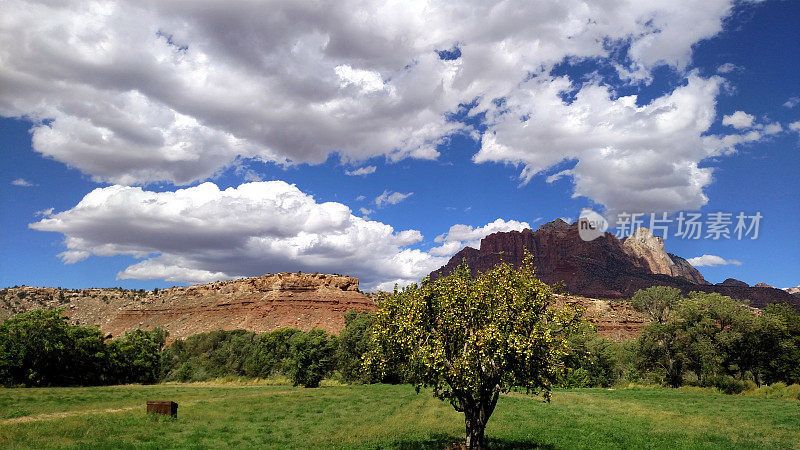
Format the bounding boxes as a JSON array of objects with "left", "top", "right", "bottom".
[
  {"left": 686, "top": 254, "right": 742, "bottom": 267},
  {"left": 715, "top": 63, "right": 739, "bottom": 74},
  {"left": 473, "top": 73, "right": 763, "bottom": 215},
  {"left": 29, "top": 180, "right": 538, "bottom": 290},
  {"left": 0, "top": 0, "right": 755, "bottom": 218},
  {"left": 29, "top": 181, "right": 447, "bottom": 290},
  {"left": 722, "top": 111, "right": 755, "bottom": 129},
  {"left": 430, "top": 219, "right": 531, "bottom": 257}
]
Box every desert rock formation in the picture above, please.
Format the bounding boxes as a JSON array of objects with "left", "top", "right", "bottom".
[
  {"left": 0, "top": 273, "right": 375, "bottom": 342},
  {"left": 431, "top": 220, "right": 798, "bottom": 309}
]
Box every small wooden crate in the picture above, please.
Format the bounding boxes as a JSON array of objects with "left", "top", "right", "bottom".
[{"left": 146, "top": 401, "right": 178, "bottom": 417}]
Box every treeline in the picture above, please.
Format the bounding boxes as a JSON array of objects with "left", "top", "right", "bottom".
[
  {"left": 3, "top": 289, "right": 799, "bottom": 393},
  {"left": 559, "top": 287, "right": 800, "bottom": 393},
  {"left": 0, "top": 309, "right": 380, "bottom": 388},
  {"left": 161, "top": 310, "right": 382, "bottom": 387},
  {"left": 0, "top": 309, "right": 165, "bottom": 386}
]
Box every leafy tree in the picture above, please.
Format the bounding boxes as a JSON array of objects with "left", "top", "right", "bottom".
[
  {"left": 286, "top": 329, "right": 338, "bottom": 388},
  {"left": 366, "top": 258, "right": 580, "bottom": 449},
  {"left": 337, "top": 311, "right": 376, "bottom": 384},
  {"left": 560, "top": 323, "right": 623, "bottom": 388},
  {"left": 759, "top": 304, "right": 800, "bottom": 384},
  {"left": 630, "top": 286, "right": 681, "bottom": 324},
  {"left": 246, "top": 327, "right": 302, "bottom": 378},
  {"left": 0, "top": 309, "right": 107, "bottom": 386},
  {"left": 107, "top": 328, "right": 167, "bottom": 384},
  {"left": 636, "top": 320, "right": 684, "bottom": 387}
]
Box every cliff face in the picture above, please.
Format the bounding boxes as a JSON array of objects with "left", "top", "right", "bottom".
[
  {"left": 430, "top": 220, "right": 798, "bottom": 309},
  {"left": 0, "top": 273, "right": 375, "bottom": 342},
  {"left": 621, "top": 227, "right": 708, "bottom": 284}
]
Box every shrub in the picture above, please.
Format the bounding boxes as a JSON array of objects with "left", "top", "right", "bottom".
[
  {"left": 337, "top": 311, "right": 376, "bottom": 384},
  {"left": 286, "top": 329, "right": 338, "bottom": 388},
  {"left": 702, "top": 375, "right": 749, "bottom": 395}
]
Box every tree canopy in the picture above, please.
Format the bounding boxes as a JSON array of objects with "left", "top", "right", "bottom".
[{"left": 366, "top": 258, "right": 581, "bottom": 449}]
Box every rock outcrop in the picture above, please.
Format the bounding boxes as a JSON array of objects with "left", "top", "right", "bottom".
[
  {"left": 430, "top": 220, "right": 799, "bottom": 309},
  {"left": 621, "top": 227, "right": 708, "bottom": 284},
  {"left": 754, "top": 282, "right": 774, "bottom": 288},
  {"left": 0, "top": 273, "right": 375, "bottom": 342},
  {"left": 717, "top": 278, "right": 749, "bottom": 287},
  {"left": 785, "top": 286, "right": 800, "bottom": 298}
]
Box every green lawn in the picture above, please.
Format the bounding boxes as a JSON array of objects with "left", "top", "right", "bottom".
[{"left": 1, "top": 383, "right": 798, "bottom": 449}]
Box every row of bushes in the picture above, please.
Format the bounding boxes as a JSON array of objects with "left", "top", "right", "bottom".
[
  {"left": 161, "top": 310, "right": 379, "bottom": 387},
  {"left": 558, "top": 288, "right": 800, "bottom": 393},
  {"left": 0, "top": 309, "right": 165, "bottom": 386},
  {"left": 0, "top": 309, "right": 377, "bottom": 388}
]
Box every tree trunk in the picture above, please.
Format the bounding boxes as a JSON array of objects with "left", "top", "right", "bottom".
[
  {"left": 463, "top": 387, "right": 499, "bottom": 450},
  {"left": 464, "top": 406, "right": 486, "bottom": 450}
]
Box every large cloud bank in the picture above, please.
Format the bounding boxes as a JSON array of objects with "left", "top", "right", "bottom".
[
  {"left": 0, "top": 0, "right": 773, "bottom": 213},
  {"left": 30, "top": 181, "right": 530, "bottom": 290}
]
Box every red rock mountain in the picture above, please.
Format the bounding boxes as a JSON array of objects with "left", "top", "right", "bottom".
[{"left": 430, "top": 219, "right": 798, "bottom": 309}]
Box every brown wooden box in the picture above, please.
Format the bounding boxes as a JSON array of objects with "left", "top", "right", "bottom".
[{"left": 146, "top": 401, "right": 178, "bottom": 417}]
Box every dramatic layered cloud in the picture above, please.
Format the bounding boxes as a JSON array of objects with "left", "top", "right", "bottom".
[
  {"left": 430, "top": 219, "right": 531, "bottom": 257},
  {"left": 0, "top": 0, "right": 765, "bottom": 215},
  {"left": 30, "top": 181, "right": 448, "bottom": 290},
  {"left": 686, "top": 254, "right": 743, "bottom": 267}
]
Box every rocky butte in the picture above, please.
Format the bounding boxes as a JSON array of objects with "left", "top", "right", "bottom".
[
  {"left": 430, "top": 219, "right": 799, "bottom": 310},
  {"left": 0, "top": 273, "right": 375, "bottom": 343}
]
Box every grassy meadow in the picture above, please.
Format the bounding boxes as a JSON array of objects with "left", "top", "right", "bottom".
[{"left": 1, "top": 382, "right": 798, "bottom": 449}]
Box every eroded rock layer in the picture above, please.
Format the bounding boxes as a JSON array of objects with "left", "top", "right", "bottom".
[{"left": 1, "top": 273, "right": 375, "bottom": 342}]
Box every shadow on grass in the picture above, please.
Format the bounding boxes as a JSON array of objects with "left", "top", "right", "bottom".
[{"left": 389, "top": 433, "right": 554, "bottom": 449}]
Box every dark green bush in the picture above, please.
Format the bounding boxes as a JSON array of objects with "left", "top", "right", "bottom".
[
  {"left": 286, "top": 329, "right": 338, "bottom": 388},
  {"left": 703, "top": 375, "right": 749, "bottom": 395},
  {"left": 337, "top": 311, "right": 376, "bottom": 384},
  {"left": 0, "top": 309, "right": 164, "bottom": 386}
]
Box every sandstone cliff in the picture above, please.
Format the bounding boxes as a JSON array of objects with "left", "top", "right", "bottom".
[
  {"left": 621, "top": 227, "right": 708, "bottom": 284},
  {"left": 0, "top": 273, "right": 375, "bottom": 342}
]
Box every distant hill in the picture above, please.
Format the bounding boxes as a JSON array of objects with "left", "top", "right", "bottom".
[
  {"left": 430, "top": 219, "right": 799, "bottom": 310},
  {"left": 0, "top": 273, "right": 375, "bottom": 342}
]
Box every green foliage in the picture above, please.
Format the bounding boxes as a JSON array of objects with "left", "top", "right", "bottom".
[
  {"left": 632, "top": 289, "right": 800, "bottom": 390},
  {"left": 286, "top": 329, "right": 338, "bottom": 388},
  {"left": 560, "top": 323, "right": 624, "bottom": 388},
  {"left": 161, "top": 329, "right": 261, "bottom": 381},
  {"left": 337, "top": 311, "right": 377, "bottom": 384},
  {"left": 245, "top": 327, "right": 303, "bottom": 378},
  {"left": 107, "top": 328, "right": 167, "bottom": 384},
  {"left": 160, "top": 327, "right": 341, "bottom": 386},
  {"left": 366, "top": 257, "right": 581, "bottom": 448},
  {"left": 630, "top": 286, "right": 682, "bottom": 324},
  {"left": 0, "top": 309, "right": 163, "bottom": 386}
]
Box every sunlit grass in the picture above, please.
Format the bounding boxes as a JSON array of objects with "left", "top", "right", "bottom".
[{"left": 1, "top": 383, "right": 798, "bottom": 449}]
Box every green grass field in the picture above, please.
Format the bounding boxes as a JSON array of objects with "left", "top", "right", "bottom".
[{"left": 1, "top": 383, "right": 798, "bottom": 449}]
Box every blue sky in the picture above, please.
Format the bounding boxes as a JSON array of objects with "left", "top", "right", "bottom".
[{"left": 1, "top": 0, "right": 798, "bottom": 291}]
